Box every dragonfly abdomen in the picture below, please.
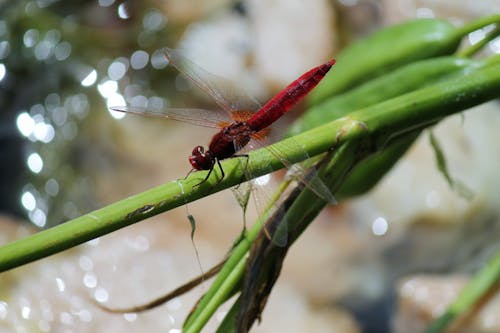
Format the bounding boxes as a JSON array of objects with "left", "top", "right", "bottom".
[{"left": 247, "top": 59, "right": 335, "bottom": 131}]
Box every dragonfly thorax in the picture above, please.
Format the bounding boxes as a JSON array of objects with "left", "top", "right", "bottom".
[
  {"left": 209, "top": 122, "right": 252, "bottom": 156},
  {"left": 190, "top": 122, "right": 252, "bottom": 171},
  {"left": 189, "top": 146, "right": 215, "bottom": 170}
]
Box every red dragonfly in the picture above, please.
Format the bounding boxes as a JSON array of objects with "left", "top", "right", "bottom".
[{"left": 111, "top": 48, "right": 335, "bottom": 201}]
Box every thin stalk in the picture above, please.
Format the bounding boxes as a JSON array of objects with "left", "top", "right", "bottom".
[
  {"left": 425, "top": 250, "right": 500, "bottom": 333},
  {"left": 458, "top": 25, "right": 500, "bottom": 57},
  {"left": 185, "top": 253, "right": 248, "bottom": 333},
  {"left": 455, "top": 14, "right": 500, "bottom": 37}
]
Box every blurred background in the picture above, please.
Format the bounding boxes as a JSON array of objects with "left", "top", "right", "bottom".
[{"left": 0, "top": 0, "right": 499, "bottom": 332}]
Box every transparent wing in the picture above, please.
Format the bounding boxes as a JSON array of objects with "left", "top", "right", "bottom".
[
  {"left": 164, "top": 47, "right": 262, "bottom": 116},
  {"left": 230, "top": 129, "right": 336, "bottom": 247},
  {"left": 231, "top": 155, "right": 289, "bottom": 247},
  {"left": 109, "top": 105, "right": 228, "bottom": 129},
  {"left": 248, "top": 135, "right": 336, "bottom": 204}
]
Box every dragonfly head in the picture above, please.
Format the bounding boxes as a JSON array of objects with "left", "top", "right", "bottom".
[{"left": 189, "top": 146, "right": 215, "bottom": 170}]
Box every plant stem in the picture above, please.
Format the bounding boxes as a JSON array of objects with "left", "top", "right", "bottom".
[
  {"left": 183, "top": 179, "right": 292, "bottom": 330},
  {"left": 185, "top": 254, "right": 248, "bottom": 333},
  {"left": 0, "top": 118, "right": 352, "bottom": 272},
  {"left": 425, "top": 250, "right": 500, "bottom": 333},
  {"left": 455, "top": 14, "right": 500, "bottom": 37},
  {"left": 458, "top": 25, "right": 500, "bottom": 57}
]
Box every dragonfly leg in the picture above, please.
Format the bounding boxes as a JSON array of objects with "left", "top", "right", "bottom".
[
  {"left": 231, "top": 154, "right": 249, "bottom": 190},
  {"left": 213, "top": 159, "right": 225, "bottom": 185},
  {"left": 192, "top": 155, "right": 248, "bottom": 188},
  {"left": 183, "top": 168, "right": 196, "bottom": 180},
  {"left": 233, "top": 154, "right": 249, "bottom": 167},
  {"left": 192, "top": 165, "right": 215, "bottom": 187},
  {"left": 192, "top": 159, "right": 225, "bottom": 187}
]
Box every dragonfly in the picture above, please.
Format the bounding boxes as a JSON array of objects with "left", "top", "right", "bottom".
[
  {"left": 111, "top": 48, "right": 336, "bottom": 203},
  {"left": 110, "top": 48, "right": 336, "bottom": 246}
]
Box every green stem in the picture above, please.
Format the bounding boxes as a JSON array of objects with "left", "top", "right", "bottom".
[
  {"left": 483, "top": 53, "right": 500, "bottom": 67},
  {"left": 455, "top": 14, "right": 500, "bottom": 37},
  {"left": 185, "top": 254, "right": 248, "bottom": 333},
  {"left": 458, "top": 25, "right": 500, "bottom": 57},
  {"left": 0, "top": 119, "right": 350, "bottom": 272},
  {"left": 234, "top": 140, "right": 361, "bottom": 332},
  {"left": 183, "top": 179, "right": 296, "bottom": 330},
  {"left": 351, "top": 62, "right": 500, "bottom": 147},
  {"left": 425, "top": 250, "right": 500, "bottom": 333}
]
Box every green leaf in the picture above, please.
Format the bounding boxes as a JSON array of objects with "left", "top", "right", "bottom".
[{"left": 429, "top": 131, "right": 474, "bottom": 200}]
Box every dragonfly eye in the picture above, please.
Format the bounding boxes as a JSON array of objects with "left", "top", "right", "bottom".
[
  {"left": 189, "top": 146, "right": 214, "bottom": 170},
  {"left": 192, "top": 145, "right": 204, "bottom": 155}
]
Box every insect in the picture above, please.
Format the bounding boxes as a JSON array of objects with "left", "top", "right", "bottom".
[{"left": 111, "top": 48, "right": 335, "bottom": 197}]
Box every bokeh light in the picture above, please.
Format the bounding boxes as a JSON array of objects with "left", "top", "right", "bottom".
[
  {"left": 130, "top": 50, "right": 149, "bottom": 70},
  {"left": 44, "top": 179, "right": 59, "bottom": 197},
  {"left": 23, "top": 29, "right": 39, "bottom": 47},
  {"left": 143, "top": 10, "right": 166, "bottom": 31},
  {"left": 0, "top": 63, "right": 6, "bottom": 81},
  {"left": 371, "top": 217, "right": 388, "bottom": 236},
  {"left": 81, "top": 70, "right": 97, "bottom": 87},
  {"left": 107, "top": 60, "right": 127, "bottom": 81},
  {"left": 34, "top": 40, "right": 52, "bottom": 60},
  {"left": 98, "top": 80, "right": 118, "bottom": 98},
  {"left": 117, "top": 3, "right": 130, "bottom": 19},
  {"left": 98, "top": 0, "right": 115, "bottom": 7},
  {"left": 255, "top": 174, "right": 271, "bottom": 186},
  {"left": 151, "top": 48, "right": 169, "bottom": 69},
  {"left": 30, "top": 208, "right": 47, "bottom": 227},
  {"left": 54, "top": 41, "right": 71, "bottom": 61},
  {"left": 27, "top": 153, "right": 44, "bottom": 174},
  {"left": 106, "top": 93, "right": 126, "bottom": 119},
  {"left": 21, "top": 191, "right": 36, "bottom": 211},
  {"left": 93, "top": 288, "right": 109, "bottom": 303},
  {"left": 16, "top": 112, "right": 35, "bottom": 137},
  {"left": 0, "top": 41, "right": 10, "bottom": 59}
]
